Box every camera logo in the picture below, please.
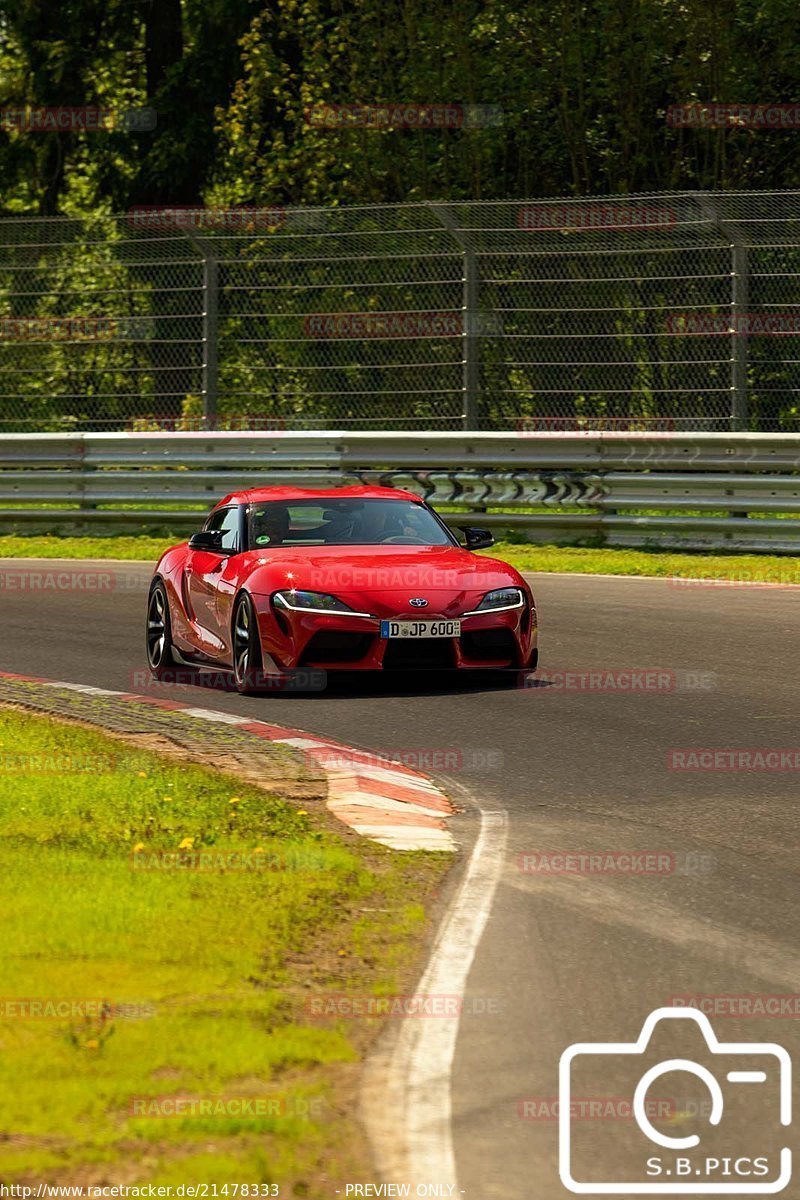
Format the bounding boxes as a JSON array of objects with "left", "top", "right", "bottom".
[{"left": 559, "top": 1007, "right": 791, "bottom": 1193}]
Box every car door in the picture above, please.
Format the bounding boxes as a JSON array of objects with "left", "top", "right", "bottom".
[{"left": 184, "top": 507, "right": 241, "bottom": 655}]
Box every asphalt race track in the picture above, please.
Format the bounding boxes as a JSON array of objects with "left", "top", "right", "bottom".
[{"left": 4, "top": 560, "right": 800, "bottom": 1198}]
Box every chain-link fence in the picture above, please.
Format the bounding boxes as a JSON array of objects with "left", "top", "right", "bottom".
[{"left": 0, "top": 191, "right": 798, "bottom": 431}]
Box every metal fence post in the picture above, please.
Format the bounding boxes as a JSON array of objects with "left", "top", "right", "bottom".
[
  {"left": 699, "top": 195, "right": 749, "bottom": 431},
  {"left": 202, "top": 249, "right": 219, "bottom": 429},
  {"left": 184, "top": 229, "right": 219, "bottom": 429},
  {"left": 463, "top": 247, "right": 480, "bottom": 428},
  {"left": 430, "top": 204, "right": 481, "bottom": 429},
  {"left": 731, "top": 239, "right": 749, "bottom": 431}
]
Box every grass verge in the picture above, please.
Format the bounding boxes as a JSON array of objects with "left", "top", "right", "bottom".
[
  {"left": 0, "top": 534, "right": 175, "bottom": 561},
  {"left": 0, "top": 707, "right": 448, "bottom": 1191},
  {"left": 1, "top": 533, "right": 799, "bottom": 584},
  {"left": 482, "top": 542, "right": 800, "bottom": 583}
]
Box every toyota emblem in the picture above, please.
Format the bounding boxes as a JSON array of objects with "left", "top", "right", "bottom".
[{"left": 409, "top": 597, "right": 428, "bottom": 608}]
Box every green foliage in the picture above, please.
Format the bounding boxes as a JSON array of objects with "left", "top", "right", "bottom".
[
  {"left": 1, "top": 0, "right": 799, "bottom": 432},
  {"left": 1, "top": 0, "right": 799, "bottom": 215},
  {"left": 210, "top": 0, "right": 800, "bottom": 205}
]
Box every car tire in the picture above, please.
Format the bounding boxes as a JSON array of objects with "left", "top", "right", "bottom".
[
  {"left": 146, "top": 580, "right": 177, "bottom": 678},
  {"left": 232, "top": 592, "right": 264, "bottom": 695}
]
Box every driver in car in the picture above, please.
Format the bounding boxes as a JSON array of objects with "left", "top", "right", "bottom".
[
  {"left": 250, "top": 505, "right": 290, "bottom": 546},
  {"left": 380, "top": 505, "right": 428, "bottom": 541}
]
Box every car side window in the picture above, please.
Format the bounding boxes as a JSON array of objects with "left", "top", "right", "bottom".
[{"left": 204, "top": 506, "right": 240, "bottom": 552}]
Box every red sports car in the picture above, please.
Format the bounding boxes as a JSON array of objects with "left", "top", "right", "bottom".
[{"left": 146, "top": 486, "right": 538, "bottom": 693}]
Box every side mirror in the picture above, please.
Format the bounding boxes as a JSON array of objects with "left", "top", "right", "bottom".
[
  {"left": 458, "top": 526, "right": 495, "bottom": 551},
  {"left": 188, "top": 529, "right": 225, "bottom": 552}
]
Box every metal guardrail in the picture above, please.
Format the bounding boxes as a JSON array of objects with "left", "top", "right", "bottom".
[{"left": 3, "top": 431, "right": 800, "bottom": 552}]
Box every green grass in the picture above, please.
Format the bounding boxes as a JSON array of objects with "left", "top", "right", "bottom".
[
  {"left": 0, "top": 534, "right": 174, "bottom": 560},
  {"left": 0, "top": 709, "right": 446, "bottom": 1189},
  {"left": 481, "top": 542, "right": 800, "bottom": 583},
  {"left": 1, "top": 532, "right": 799, "bottom": 584}
]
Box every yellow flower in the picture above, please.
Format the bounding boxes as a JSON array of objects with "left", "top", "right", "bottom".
[
  {"left": 297, "top": 810, "right": 308, "bottom": 816},
  {"left": 137, "top": 771, "right": 147, "bottom": 778},
  {"left": 163, "top": 795, "right": 173, "bottom": 803},
  {"left": 132, "top": 843, "right": 145, "bottom": 854},
  {"left": 253, "top": 847, "right": 265, "bottom": 854},
  {"left": 229, "top": 797, "right": 241, "bottom": 805},
  {"left": 337, "top": 949, "right": 347, "bottom": 957},
  {"left": 85, "top": 1039, "right": 99, "bottom": 1050},
  {"left": 178, "top": 837, "right": 194, "bottom": 850}
]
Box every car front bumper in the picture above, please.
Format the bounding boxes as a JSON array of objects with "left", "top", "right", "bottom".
[{"left": 255, "top": 600, "right": 537, "bottom": 672}]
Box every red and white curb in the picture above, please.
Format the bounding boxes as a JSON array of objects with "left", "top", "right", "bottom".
[{"left": 0, "top": 671, "right": 456, "bottom": 852}]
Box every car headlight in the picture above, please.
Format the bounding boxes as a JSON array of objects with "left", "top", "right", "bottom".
[
  {"left": 274, "top": 590, "right": 354, "bottom": 612},
  {"left": 272, "top": 590, "right": 375, "bottom": 618},
  {"left": 465, "top": 587, "right": 525, "bottom": 615}
]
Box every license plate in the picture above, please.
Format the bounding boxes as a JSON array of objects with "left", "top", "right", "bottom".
[{"left": 380, "top": 619, "right": 461, "bottom": 639}]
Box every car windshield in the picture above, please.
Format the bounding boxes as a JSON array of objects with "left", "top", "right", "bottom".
[{"left": 247, "top": 498, "right": 453, "bottom": 548}]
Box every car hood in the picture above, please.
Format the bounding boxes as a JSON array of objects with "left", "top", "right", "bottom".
[{"left": 240, "top": 544, "right": 525, "bottom": 612}]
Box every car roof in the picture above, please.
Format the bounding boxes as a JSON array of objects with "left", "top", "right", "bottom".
[{"left": 215, "top": 484, "right": 424, "bottom": 508}]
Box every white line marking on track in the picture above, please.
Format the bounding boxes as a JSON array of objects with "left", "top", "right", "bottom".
[
  {"left": 355, "top": 828, "right": 456, "bottom": 851},
  {"left": 177, "top": 707, "right": 251, "bottom": 724},
  {"left": 328, "top": 789, "right": 447, "bottom": 817},
  {"left": 44, "top": 682, "right": 120, "bottom": 697},
  {"left": 277, "top": 736, "right": 339, "bottom": 749},
  {"left": 362, "top": 805, "right": 508, "bottom": 1186},
  {"left": 331, "top": 764, "right": 443, "bottom": 792}
]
